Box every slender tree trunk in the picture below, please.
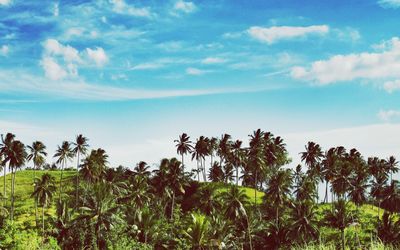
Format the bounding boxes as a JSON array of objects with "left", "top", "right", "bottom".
[
  {"left": 341, "top": 229, "right": 345, "bottom": 250},
  {"left": 59, "top": 160, "right": 64, "bottom": 202},
  {"left": 170, "top": 192, "right": 175, "bottom": 220},
  {"left": 42, "top": 204, "right": 45, "bottom": 243},
  {"left": 181, "top": 154, "right": 184, "bottom": 172},
  {"left": 76, "top": 152, "right": 80, "bottom": 207},
  {"left": 35, "top": 197, "right": 39, "bottom": 228},
  {"left": 236, "top": 166, "right": 239, "bottom": 186},
  {"left": 324, "top": 181, "right": 328, "bottom": 203},
  {"left": 3, "top": 164, "right": 6, "bottom": 207},
  {"left": 246, "top": 215, "right": 253, "bottom": 250},
  {"left": 254, "top": 170, "right": 257, "bottom": 207},
  {"left": 10, "top": 168, "right": 16, "bottom": 222},
  {"left": 203, "top": 158, "right": 207, "bottom": 182},
  {"left": 196, "top": 160, "right": 200, "bottom": 182}
]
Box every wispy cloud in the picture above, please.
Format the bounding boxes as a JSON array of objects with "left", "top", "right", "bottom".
[
  {"left": 247, "top": 25, "right": 329, "bottom": 44},
  {"left": 291, "top": 37, "right": 400, "bottom": 84},
  {"left": 173, "top": 0, "right": 197, "bottom": 14},
  {"left": 186, "top": 67, "right": 209, "bottom": 75},
  {"left": 0, "top": 44, "right": 9, "bottom": 56},
  {"left": 0, "top": 0, "right": 11, "bottom": 6},
  {"left": 109, "top": 0, "right": 153, "bottom": 18},
  {"left": 377, "top": 0, "right": 400, "bottom": 8},
  {"left": 378, "top": 109, "right": 400, "bottom": 122},
  {"left": 201, "top": 57, "right": 226, "bottom": 64}
]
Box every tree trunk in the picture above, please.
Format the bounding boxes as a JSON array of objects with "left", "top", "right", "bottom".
[
  {"left": 3, "top": 164, "right": 6, "bottom": 207},
  {"left": 59, "top": 160, "right": 64, "bottom": 202},
  {"left": 324, "top": 181, "right": 328, "bottom": 203},
  {"left": 42, "top": 204, "right": 45, "bottom": 242},
  {"left": 254, "top": 170, "right": 257, "bottom": 207},
  {"left": 35, "top": 197, "right": 39, "bottom": 228},
  {"left": 10, "top": 168, "right": 15, "bottom": 222},
  {"left": 181, "top": 154, "right": 184, "bottom": 172},
  {"left": 170, "top": 192, "right": 175, "bottom": 220},
  {"left": 236, "top": 166, "right": 239, "bottom": 186},
  {"left": 203, "top": 158, "right": 207, "bottom": 182},
  {"left": 76, "top": 152, "right": 80, "bottom": 207},
  {"left": 341, "top": 229, "right": 345, "bottom": 250},
  {"left": 197, "top": 160, "right": 200, "bottom": 182},
  {"left": 246, "top": 216, "right": 253, "bottom": 250}
]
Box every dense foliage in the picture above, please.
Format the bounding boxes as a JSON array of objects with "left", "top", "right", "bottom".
[{"left": 0, "top": 131, "right": 399, "bottom": 249}]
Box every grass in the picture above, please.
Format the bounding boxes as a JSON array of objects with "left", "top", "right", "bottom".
[
  {"left": 0, "top": 169, "right": 76, "bottom": 228},
  {"left": 202, "top": 181, "right": 265, "bottom": 204}
]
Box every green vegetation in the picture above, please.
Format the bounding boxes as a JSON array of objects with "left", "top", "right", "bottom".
[{"left": 0, "top": 131, "right": 400, "bottom": 249}]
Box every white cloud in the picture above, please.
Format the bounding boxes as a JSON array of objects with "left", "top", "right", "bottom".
[
  {"left": 201, "top": 57, "right": 226, "bottom": 64},
  {"left": 0, "top": 0, "right": 11, "bottom": 6},
  {"left": 130, "top": 62, "right": 164, "bottom": 70},
  {"left": 53, "top": 2, "right": 59, "bottom": 16},
  {"left": 43, "top": 39, "right": 81, "bottom": 63},
  {"left": 173, "top": 0, "right": 196, "bottom": 13},
  {"left": 383, "top": 79, "right": 400, "bottom": 93},
  {"left": 378, "top": 0, "right": 400, "bottom": 8},
  {"left": 247, "top": 25, "right": 329, "bottom": 44},
  {"left": 0, "top": 45, "right": 9, "bottom": 56},
  {"left": 378, "top": 110, "right": 400, "bottom": 122},
  {"left": 40, "top": 57, "right": 67, "bottom": 81},
  {"left": 86, "top": 47, "right": 108, "bottom": 67},
  {"left": 186, "top": 67, "right": 207, "bottom": 75},
  {"left": 291, "top": 37, "right": 400, "bottom": 84},
  {"left": 110, "top": 0, "right": 152, "bottom": 18},
  {"left": 222, "top": 32, "right": 243, "bottom": 39}
]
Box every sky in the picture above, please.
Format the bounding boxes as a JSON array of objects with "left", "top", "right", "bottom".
[{"left": 1, "top": 0, "right": 400, "bottom": 176}]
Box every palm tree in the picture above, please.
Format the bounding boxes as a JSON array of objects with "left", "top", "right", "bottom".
[
  {"left": 184, "top": 213, "right": 211, "bottom": 250},
  {"left": 27, "top": 141, "right": 47, "bottom": 227},
  {"left": 324, "top": 200, "right": 356, "bottom": 250},
  {"left": 133, "top": 161, "right": 151, "bottom": 179},
  {"left": 3, "top": 139, "right": 26, "bottom": 221},
  {"left": 77, "top": 182, "right": 120, "bottom": 249},
  {"left": 72, "top": 134, "right": 89, "bottom": 207},
  {"left": 248, "top": 129, "right": 265, "bottom": 207},
  {"left": 208, "top": 162, "right": 224, "bottom": 182},
  {"left": 265, "top": 169, "right": 293, "bottom": 226},
  {"left": 288, "top": 201, "right": 319, "bottom": 244},
  {"left": 301, "top": 142, "right": 323, "bottom": 202},
  {"left": 386, "top": 156, "right": 399, "bottom": 183},
  {"left": 196, "top": 186, "right": 221, "bottom": 215},
  {"left": 165, "top": 158, "right": 188, "bottom": 220},
  {"left": 218, "top": 186, "right": 253, "bottom": 250},
  {"left": 54, "top": 141, "right": 73, "bottom": 202},
  {"left": 192, "top": 136, "right": 208, "bottom": 182},
  {"left": 31, "top": 173, "right": 56, "bottom": 239},
  {"left": 0, "top": 133, "right": 16, "bottom": 206},
  {"left": 232, "top": 140, "right": 244, "bottom": 186},
  {"left": 174, "top": 133, "right": 193, "bottom": 172}
]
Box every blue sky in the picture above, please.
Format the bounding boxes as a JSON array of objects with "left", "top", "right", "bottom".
[{"left": 1, "top": 0, "right": 400, "bottom": 171}]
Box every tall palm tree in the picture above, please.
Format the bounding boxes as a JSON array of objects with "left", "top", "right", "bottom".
[
  {"left": 31, "top": 173, "right": 56, "bottom": 239},
  {"left": 218, "top": 186, "right": 253, "bottom": 250},
  {"left": 386, "top": 156, "right": 399, "bottom": 183},
  {"left": 133, "top": 161, "right": 151, "bottom": 179},
  {"left": 232, "top": 140, "right": 244, "bottom": 186},
  {"left": 77, "top": 182, "right": 120, "bottom": 249},
  {"left": 288, "top": 201, "right": 319, "bottom": 244},
  {"left": 72, "top": 134, "right": 89, "bottom": 206},
  {"left": 165, "top": 158, "right": 188, "bottom": 220},
  {"left": 174, "top": 133, "right": 193, "bottom": 172},
  {"left": 265, "top": 169, "right": 293, "bottom": 226},
  {"left": 324, "top": 200, "right": 356, "bottom": 250},
  {"left": 27, "top": 141, "right": 47, "bottom": 227},
  {"left": 301, "top": 142, "right": 323, "bottom": 203},
  {"left": 192, "top": 136, "right": 208, "bottom": 182},
  {"left": 208, "top": 162, "right": 224, "bottom": 182},
  {"left": 54, "top": 141, "right": 73, "bottom": 202},
  {"left": 3, "top": 139, "right": 26, "bottom": 221},
  {"left": 248, "top": 129, "right": 265, "bottom": 208},
  {"left": 0, "top": 133, "right": 15, "bottom": 206}
]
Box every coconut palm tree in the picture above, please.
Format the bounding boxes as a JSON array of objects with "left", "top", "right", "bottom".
[
  {"left": 265, "top": 169, "right": 293, "bottom": 226},
  {"left": 27, "top": 141, "right": 47, "bottom": 227},
  {"left": 231, "top": 140, "right": 244, "bottom": 186},
  {"left": 386, "top": 156, "right": 399, "bottom": 183},
  {"left": 248, "top": 129, "right": 265, "bottom": 207},
  {"left": 3, "top": 139, "right": 26, "bottom": 221},
  {"left": 77, "top": 182, "right": 120, "bottom": 249},
  {"left": 196, "top": 186, "right": 221, "bottom": 215},
  {"left": 133, "top": 161, "right": 151, "bottom": 179},
  {"left": 72, "top": 134, "right": 89, "bottom": 207},
  {"left": 192, "top": 136, "right": 208, "bottom": 182},
  {"left": 165, "top": 158, "right": 188, "bottom": 220},
  {"left": 288, "top": 201, "right": 319, "bottom": 244},
  {"left": 0, "top": 133, "right": 16, "bottom": 206},
  {"left": 208, "top": 162, "right": 224, "bottom": 182},
  {"left": 174, "top": 133, "right": 193, "bottom": 172},
  {"left": 218, "top": 186, "right": 253, "bottom": 249},
  {"left": 323, "top": 200, "right": 356, "bottom": 250},
  {"left": 31, "top": 173, "right": 56, "bottom": 239},
  {"left": 301, "top": 142, "right": 323, "bottom": 202},
  {"left": 54, "top": 141, "right": 73, "bottom": 202}
]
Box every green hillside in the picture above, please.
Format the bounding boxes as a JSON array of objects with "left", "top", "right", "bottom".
[{"left": 0, "top": 170, "right": 76, "bottom": 228}]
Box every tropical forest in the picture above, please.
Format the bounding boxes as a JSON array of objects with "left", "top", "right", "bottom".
[{"left": 0, "top": 130, "right": 399, "bottom": 249}]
